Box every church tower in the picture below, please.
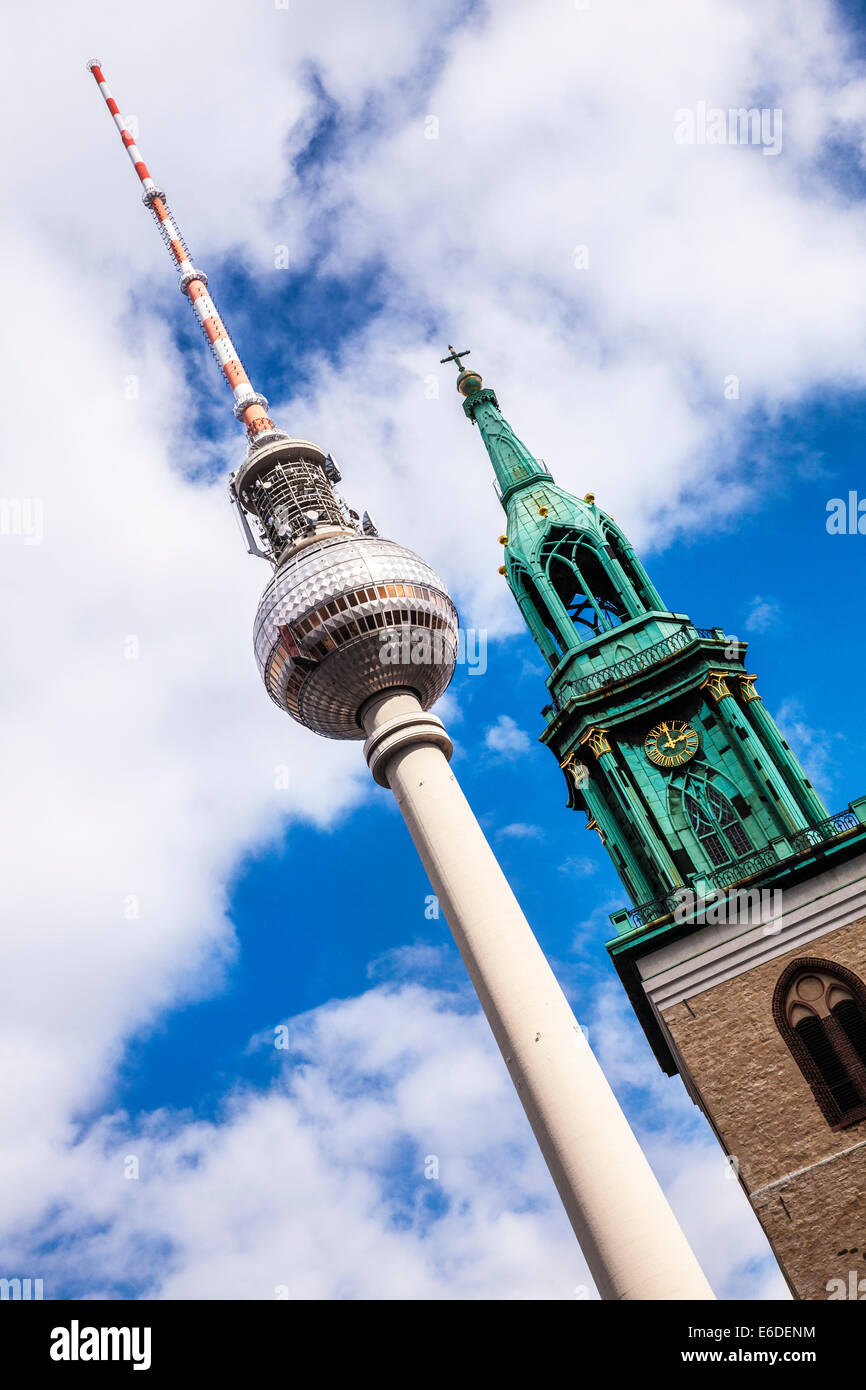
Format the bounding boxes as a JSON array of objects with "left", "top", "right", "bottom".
[{"left": 447, "top": 348, "right": 866, "bottom": 1300}]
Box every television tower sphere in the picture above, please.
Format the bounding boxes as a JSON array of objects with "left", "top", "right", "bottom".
[
  {"left": 229, "top": 435, "right": 458, "bottom": 739},
  {"left": 253, "top": 531, "right": 458, "bottom": 739}
]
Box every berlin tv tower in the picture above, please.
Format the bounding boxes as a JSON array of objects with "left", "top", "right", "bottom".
[{"left": 87, "top": 60, "right": 713, "bottom": 1301}]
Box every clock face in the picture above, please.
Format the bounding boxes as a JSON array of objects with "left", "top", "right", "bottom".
[{"left": 644, "top": 719, "right": 699, "bottom": 768}]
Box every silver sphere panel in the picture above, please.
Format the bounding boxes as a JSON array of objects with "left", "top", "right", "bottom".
[{"left": 254, "top": 533, "right": 459, "bottom": 739}]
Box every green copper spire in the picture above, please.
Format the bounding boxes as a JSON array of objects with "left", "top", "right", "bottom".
[
  {"left": 442, "top": 347, "right": 550, "bottom": 503},
  {"left": 447, "top": 350, "right": 666, "bottom": 668},
  {"left": 445, "top": 350, "right": 866, "bottom": 1073}
]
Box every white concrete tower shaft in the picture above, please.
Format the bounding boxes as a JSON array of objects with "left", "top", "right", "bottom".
[{"left": 362, "top": 689, "right": 715, "bottom": 1301}]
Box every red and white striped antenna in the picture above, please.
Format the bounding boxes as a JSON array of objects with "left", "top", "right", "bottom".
[{"left": 87, "top": 59, "right": 282, "bottom": 447}]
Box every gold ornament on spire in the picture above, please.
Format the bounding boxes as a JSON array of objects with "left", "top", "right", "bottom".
[{"left": 440, "top": 345, "right": 483, "bottom": 396}]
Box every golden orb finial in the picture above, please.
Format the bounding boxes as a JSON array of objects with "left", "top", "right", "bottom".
[
  {"left": 457, "top": 368, "right": 483, "bottom": 396},
  {"left": 441, "top": 344, "right": 482, "bottom": 397}
]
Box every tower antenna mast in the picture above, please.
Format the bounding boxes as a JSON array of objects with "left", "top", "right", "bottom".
[{"left": 86, "top": 59, "right": 279, "bottom": 448}]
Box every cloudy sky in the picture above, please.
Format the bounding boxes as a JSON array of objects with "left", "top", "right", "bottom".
[{"left": 3, "top": 0, "right": 866, "bottom": 1300}]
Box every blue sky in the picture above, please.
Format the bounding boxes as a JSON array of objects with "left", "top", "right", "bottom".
[{"left": 5, "top": 0, "right": 866, "bottom": 1301}]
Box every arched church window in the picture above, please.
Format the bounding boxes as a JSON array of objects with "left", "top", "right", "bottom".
[
  {"left": 773, "top": 960, "right": 866, "bottom": 1128},
  {"left": 683, "top": 774, "right": 751, "bottom": 867},
  {"left": 539, "top": 527, "right": 628, "bottom": 637}
]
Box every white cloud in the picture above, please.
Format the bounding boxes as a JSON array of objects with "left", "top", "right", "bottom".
[
  {"left": 484, "top": 714, "right": 531, "bottom": 757},
  {"left": 558, "top": 855, "right": 599, "bottom": 878},
  {"left": 0, "top": 0, "right": 862, "bottom": 1299},
  {"left": 277, "top": 0, "right": 866, "bottom": 624},
  {"left": 497, "top": 821, "right": 543, "bottom": 840},
  {"left": 776, "top": 698, "right": 845, "bottom": 800},
  {"left": 743, "top": 595, "right": 782, "bottom": 633},
  {"left": 0, "top": 981, "right": 783, "bottom": 1300},
  {"left": 2, "top": 987, "right": 586, "bottom": 1300}
]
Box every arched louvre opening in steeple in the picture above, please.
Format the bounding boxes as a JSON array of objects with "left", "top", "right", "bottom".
[
  {"left": 539, "top": 527, "right": 632, "bottom": 639},
  {"left": 508, "top": 563, "right": 563, "bottom": 666},
  {"left": 774, "top": 960, "right": 866, "bottom": 1129},
  {"left": 599, "top": 517, "right": 665, "bottom": 613}
]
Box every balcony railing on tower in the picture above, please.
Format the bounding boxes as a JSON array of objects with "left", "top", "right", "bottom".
[
  {"left": 612, "top": 809, "right": 865, "bottom": 932},
  {"left": 555, "top": 625, "right": 717, "bottom": 706},
  {"left": 790, "top": 810, "right": 860, "bottom": 855}
]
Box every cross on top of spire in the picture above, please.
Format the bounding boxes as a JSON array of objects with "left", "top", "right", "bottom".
[
  {"left": 441, "top": 345, "right": 485, "bottom": 399},
  {"left": 440, "top": 345, "right": 470, "bottom": 372}
]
